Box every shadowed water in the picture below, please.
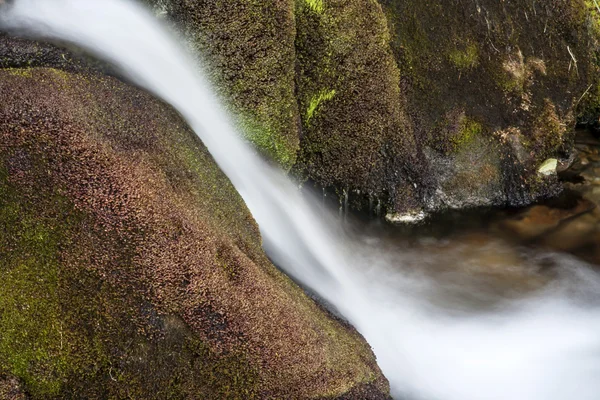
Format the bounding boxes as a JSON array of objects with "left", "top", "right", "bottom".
[{"left": 2, "top": 1, "right": 600, "bottom": 399}]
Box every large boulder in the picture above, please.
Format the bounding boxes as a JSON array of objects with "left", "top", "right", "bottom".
[{"left": 0, "top": 67, "right": 389, "bottom": 399}]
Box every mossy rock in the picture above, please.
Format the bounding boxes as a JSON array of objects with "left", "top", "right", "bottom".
[
  {"left": 380, "top": 0, "right": 600, "bottom": 209},
  {"left": 293, "top": 0, "right": 422, "bottom": 212},
  {"left": 142, "top": 0, "right": 301, "bottom": 169},
  {"left": 292, "top": 0, "right": 593, "bottom": 213},
  {"left": 0, "top": 68, "right": 389, "bottom": 399}
]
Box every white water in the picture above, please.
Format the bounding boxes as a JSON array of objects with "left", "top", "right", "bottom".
[{"left": 3, "top": 1, "right": 600, "bottom": 399}]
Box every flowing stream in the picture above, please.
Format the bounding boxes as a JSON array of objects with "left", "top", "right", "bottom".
[{"left": 3, "top": 1, "right": 600, "bottom": 399}]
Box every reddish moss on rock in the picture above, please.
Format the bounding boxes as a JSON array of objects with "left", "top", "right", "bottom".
[{"left": 0, "top": 68, "right": 388, "bottom": 399}]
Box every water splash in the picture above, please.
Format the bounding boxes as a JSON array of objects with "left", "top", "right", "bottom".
[{"left": 3, "top": 1, "right": 600, "bottom": 399}]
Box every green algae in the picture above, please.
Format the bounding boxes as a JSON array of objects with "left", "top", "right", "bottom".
[{"left": 452, "top": 117, "right": 483, "bottom": 150}]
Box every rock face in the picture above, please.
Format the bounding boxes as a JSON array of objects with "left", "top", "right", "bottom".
[
  {"left": 143, "top": 0, "right": 600, "bottom": 215},
  {"left": 294, "top": 0, "right": 422, "bottom": 212},
  {"left": 0, "top": 68, "right": 389, "bottom": 399},
  {"left": 382, "top": 0, "right": 599, "bottom": 211}
]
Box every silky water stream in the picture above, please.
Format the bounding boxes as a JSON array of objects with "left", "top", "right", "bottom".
[{"left": 2, "top": 1, "right": 600, "bottom": 399}]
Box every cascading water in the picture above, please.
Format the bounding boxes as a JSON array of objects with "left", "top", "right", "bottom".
[{"left": 3, "top": 1, "right": 600, "bottom": 399}]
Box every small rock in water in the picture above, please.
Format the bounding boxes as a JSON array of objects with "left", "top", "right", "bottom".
[
  {"left": 538, "top": 158, "right": 558, "bottom": 176},
  {"left": 385, "top": 210, "right": 427, "bottom": 224}
]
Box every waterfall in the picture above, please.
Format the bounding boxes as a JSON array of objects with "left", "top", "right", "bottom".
[{"left": 3, "top": 1, "right": 600, "bottom": 399}]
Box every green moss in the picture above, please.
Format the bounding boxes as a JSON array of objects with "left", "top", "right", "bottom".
[
  {"left": 46, "top": 67, "right": 71, "bottom": 81},
  {"left": 306, "top": 89, "right": 336, "bottom": 124},
  {"left": 304, "top": 0, "right": 324, "bottom": 13},
  {"left": 448, "top": 42, "right": 479, "bottom": 70},
  {"left": 583, "top": 0, "right": 600, "bottom": 36},
  {"left": 0, "top": 170, "right": 77, "bottom": 397},
  {"left": 238, "top": 113, "right": 297, "bottom": 169},
  {"left": 452, "top": 117, "right": 483, "bottom": 150},
  {"left": 5, "top": 68, "right": 32, "bottom": 78}
]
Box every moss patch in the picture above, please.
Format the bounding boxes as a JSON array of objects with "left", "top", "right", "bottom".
[
  {"left": 305, "top": 0, "right": 325, "bottom": 13},
  {"left": 0, "top": 173, "right": 72, "bottom": 397},
  {"left": 452, "top": 117, "right": 483, "bottom": 150},
  {"left": 448, "top": 42, "right": 479, "bottom": 70},
  {"left": 306, "top": 89, "right": 336, "bottom": 123}
]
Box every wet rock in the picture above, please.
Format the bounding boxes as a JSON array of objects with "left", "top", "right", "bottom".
[
  {"left": 423, "top": 137, "right": 505, "bottom": 210},
  {"left": 0, "top": 33, "right": 108, "bottom": 74},
  {"left": 377, "top": 0, "right": 599, "bottom": 214}
]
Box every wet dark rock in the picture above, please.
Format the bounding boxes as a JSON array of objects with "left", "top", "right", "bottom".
[{"left": 0, "top": 33, "right": 108, "bottom": 74}]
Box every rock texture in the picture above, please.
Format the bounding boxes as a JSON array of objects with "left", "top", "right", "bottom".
[
  {"left": 382, "top": 0, "right": 600, "bottom": 212},
  {"left": 138, "top": 0, "right": 600, "bottom": 216},
  {"left": 0, "top": 67, "right": 389, "bottom": 399}
]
